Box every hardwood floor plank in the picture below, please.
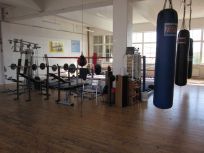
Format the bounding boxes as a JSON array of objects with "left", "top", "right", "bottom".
[{"left": 0, "top": 85, "right": 204, "bottom": 153}]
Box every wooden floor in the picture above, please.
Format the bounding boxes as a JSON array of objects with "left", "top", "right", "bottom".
[{"left": 0, "top": 85, "right": 204, "bottom": 153}]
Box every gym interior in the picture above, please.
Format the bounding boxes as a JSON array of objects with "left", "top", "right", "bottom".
[{"left": 0, "top": 0, "right": 204, "bottom": 153}]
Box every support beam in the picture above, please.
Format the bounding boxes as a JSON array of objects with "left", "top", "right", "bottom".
[
  {"left": 0, "top": 0, "right": 42, "bottom": 11},
  {"left": 5, "top": 0, "right": 112, "bottom": 22},
  {"left": 112, "top": 0, "right": 133, "bottom": 75},
  {"left": 32, "top": 0, "right": 45, "bottom": 11},
  {"left": 57, "top": 11, "right": 113, "bottom": 32}
]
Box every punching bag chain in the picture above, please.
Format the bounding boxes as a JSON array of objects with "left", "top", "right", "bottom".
[
  {"left": 181, "top": 0, "right": 187, "bottom": 29},
  {"left": 163, "top": 0, "right": 173, "bottom": 9},
  {"left": 81, "top": 0, "right": 84, "bottom": 54},
  {"left": 169, "top": 0, "right": 173, "bottom": 9},
  {"left": 188, "top": 0, "right": 192, "bottom": 30},
  {"left": 163, "top": 0, "right": 167, "bottom": 9}
]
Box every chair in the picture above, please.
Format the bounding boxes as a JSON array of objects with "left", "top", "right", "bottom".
[{"left": 82, "top": 78, "right": 101, "bottom": 103}]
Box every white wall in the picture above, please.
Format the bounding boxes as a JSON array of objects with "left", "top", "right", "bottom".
[
  {"left": 133, "top": 22, "right": 156, "bottom": 32},
  {"left": 1, "top": 22, "right": 87, "bottom": 84}
]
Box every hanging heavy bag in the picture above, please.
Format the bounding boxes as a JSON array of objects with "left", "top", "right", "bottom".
[
  {"left": 175, "top": 30, "right": 190, "bottom": 86},
  {"left": 153, "top": 0, "right": 178, "bottom": 109},
  {"left": 92, "top": 52, "right": 97, "bottom": 67},
  {"left": 77, "top": 53, "right": 87, "bottom": 67},
  {"left": 188, "top": 38, "right": 193, "bottom": 78},
  {"left": 79, "top": 68, "right": 88, "bottom": 80},
  {"left": 95, "top": 64, "right": 102, "bottom": 75},
  {"left": 175, "top": 0, "right": 190, "bottom": 86}
]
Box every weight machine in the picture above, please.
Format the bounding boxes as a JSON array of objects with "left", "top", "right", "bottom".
[{"left": 8, "top": 39, "right": 43, "bottom": 101}]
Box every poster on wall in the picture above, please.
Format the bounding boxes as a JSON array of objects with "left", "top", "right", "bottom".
[
  {"left": 71, "top": 40, "right": 80, "bottom": 53},
  {"left": 49, "top": 41, "right": 64, "bottom": 53}
]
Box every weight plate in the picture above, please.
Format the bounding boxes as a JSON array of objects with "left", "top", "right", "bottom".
[
  {"left": 69, "top": 64, "right": 76, "bottom": 73},
  {"left": 40, "top": 63, "right": 46, "bottom": 70},
  {"left": 63, "top": 63, "right": 69, "bottom": 71},
  {"left": 10, "top": 63, "right": 17, "bottom": 70},
  {"left": 52, "top": 65, "right": 57, "bottom": 71},
  {"left": 32, "top": 64, "right": 37, "bottom": 71}
]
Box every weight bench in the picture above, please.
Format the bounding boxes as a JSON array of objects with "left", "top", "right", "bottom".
[{"left": 55, "top": 82, "right": 89, "bottom": 106}]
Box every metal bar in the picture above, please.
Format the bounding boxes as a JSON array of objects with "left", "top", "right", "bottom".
[
  {"left": 143, "top": 56, "right": 146, "bottom": 92},
  {"left": 56, "top": 65, "right": 61, "bottom": 103},
  {"left": 46, "top": 56, "right": 113, "bottom": 59}
]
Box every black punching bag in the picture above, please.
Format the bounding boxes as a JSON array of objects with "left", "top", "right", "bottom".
[
  {"left": 188, "top": 38, "right": 193, "bottom": 78},
  {"left": 175, "top": 30, "right": 190, "bottom": 86},
  {"left": 77, "top": 53, "right": 87, "bottom": 67},
  {"left": 153, "top": 3, "right": 178, "bottom": 109}
]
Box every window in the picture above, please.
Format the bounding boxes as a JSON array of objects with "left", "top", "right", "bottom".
[
  {"left": 105, "top": 35, "right": 113, "bottom": 62},
  {"left": 202, "top": 43, "right": 204, "bottom": 64},
  {"left": 132, "top": 29, "right": 204, "bottom": 65},
  {"left": 93, "top": 35, "right": 113, "bottom": 63},
  {"left": 105, "top": 35, "right": 113, "bottom": 44},
  {"left": 105, "top": 45, "right": 112, "bottom": 62},
  {"left": 93, "top": 45, "right": 103, "bottom": 57},
  {"left": 193, "top": 42, "right": 201, "bottom": 65},
  {"left": 132, "top": 31, "right": 156, "bottom": 64},
  {"left": 132, "top": 32, "right": 142, "bottom": 43},
  {"left": 93, "top": 36, "right": 103, "bottom": 57},
  {"left": 190, "top": 29, "right": 201, "bottom": 41},
  {"left": 189, "top": 29, "right": 202, "bottom": 65},
  {"left": 94, "top": 36, "right": 103, "bottom": 44},
  {"left": 144, "top": 32, "right": 156, "bottom": 42},
  {"left": 143, "top": 44, "right": 156, "bottom": 64}
]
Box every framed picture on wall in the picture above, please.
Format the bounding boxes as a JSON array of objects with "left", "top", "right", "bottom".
[
  {"left": 71, "top": 40, "right": 80, "bottom": 53},
  {"left": 49, "top": 41, "right": 64, "bottom": 53}
]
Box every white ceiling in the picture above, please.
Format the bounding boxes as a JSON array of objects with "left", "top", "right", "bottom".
[{"left": 1, "top": 0, "right": 204, "bottom": 32}]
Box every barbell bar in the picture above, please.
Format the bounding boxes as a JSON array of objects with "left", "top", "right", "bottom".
[
  {"left": 9, "top": 63, "right": 101, "bottom": 74},
  {"left": 9, "top": 63, "right": 46, "bottom": 71},
  {"left": 9, "top": 63, "right": 72, "bottom": 72}
]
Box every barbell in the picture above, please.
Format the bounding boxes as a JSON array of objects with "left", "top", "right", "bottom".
[
  {"left": 9, "top": 63, "right": 74, "bottom": 72},
  {"left": 9, "top": 63, "right": 57, "bottom": 71},
  {"left": 48, "top": 63, "right": 70, "bottom": 72},
  {"left": 9, "top": 62, "right": 102, "bottom": 74},
  {"left": 9, "top": 63, "right": 46, "bottom": 71}
]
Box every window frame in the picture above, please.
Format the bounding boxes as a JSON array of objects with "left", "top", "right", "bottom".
[
  {"left": 133, "top": 29, "right": 204, "bottom": 65},
  {"left": 132, "top": 31, "right": 156, "bottom": 64},
  {"left": 93, "top": 35, "right": 113, "bottom": 64}
]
